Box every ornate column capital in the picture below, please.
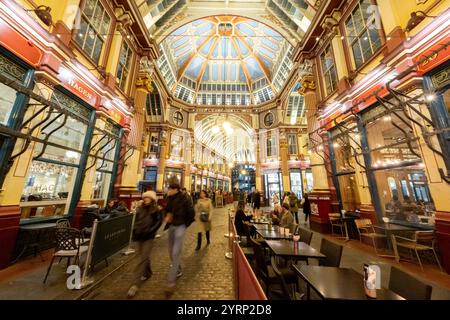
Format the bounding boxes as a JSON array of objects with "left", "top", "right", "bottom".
[
  {"left": 136, "top": 75, "right": 153, "bottom": 93},
  {"left": 298, "top": 74, "right": 316, "bottom": 95}
]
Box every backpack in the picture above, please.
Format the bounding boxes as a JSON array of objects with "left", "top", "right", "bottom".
[{"left": 183, "top": 193, "right": 196, "bottom": 227}]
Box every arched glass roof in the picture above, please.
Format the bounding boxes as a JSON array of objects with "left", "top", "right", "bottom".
[{"left": 157, "top": 16, "right": 294, "bottom": 106}]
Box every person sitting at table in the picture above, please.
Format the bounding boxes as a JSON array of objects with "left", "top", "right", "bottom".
[
  {"left": 280, "top": 203, "right": 294, "bottom": 232},
  {"left": 234, "top": 201, "right": 253, "bottom": 237},
  {"left": 109, "top": 201, "right": 130, "bottom": 218},
  {"left": 270, "top": 204, "right": 283, "bottom": 225},
  {"left": 102, "top": 199, "right": 117, "bottom": 215}
]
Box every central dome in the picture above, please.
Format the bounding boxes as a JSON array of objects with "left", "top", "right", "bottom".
[{"left": 157, "top": 16, "right": 294, "bottom": 106}]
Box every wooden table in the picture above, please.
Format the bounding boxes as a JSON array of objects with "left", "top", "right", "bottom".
[
  {"left": 250, "top": 220, "right": 270, "bottom": 225},
  {"left": 251, "top": 223, "right": 278, "bottom": 231},
  {"left": 265, "top": 240, "right": 326, "bottom": 260},
  {"left": 292, "top": 265, "right": 405, "bottom": 300},
  {"left": 256, "top": 229, "right": 290, "bottom": 240}
]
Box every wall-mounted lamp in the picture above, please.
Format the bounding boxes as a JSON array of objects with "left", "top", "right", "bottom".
[
  {"left": 405, "top": 11, "right": 436, "bottom": 32},
  {"left": 26, "top": 6, "right": 53, "bottom": 27}
]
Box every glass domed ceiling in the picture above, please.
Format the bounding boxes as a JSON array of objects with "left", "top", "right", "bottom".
[{"left": 157, "top": 16, "right": 294, "bottom": 106}]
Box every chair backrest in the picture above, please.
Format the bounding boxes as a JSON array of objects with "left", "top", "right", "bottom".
[
  {"left": 56, "top": 219, "right": 71, "bottom": 228},
  {"left": 415, "top": 231, "right": 435, "bottom": 245},
  {"left": 298, "top": 227, "right": 313, "bottom": 245},
  {"left": 329, "top": 213, "right": 341, "bottom": 222},
  {"left": 319, "top": 238, "right": 343, "bottom": 267},
  {"left": 249, "top": 238, "right": 269, "bottom": 278},
  {"left": 270, "top": 256, "right": 293, "bottom": 300},
  {"left": 389, "top": 267, "right": 432, "bottom": 300},
  {"left": 55, "top": 227, "right": 80, "bottom": 251},
  {"left": 354, "top": 218, "right": 371, "bottom": 229}
]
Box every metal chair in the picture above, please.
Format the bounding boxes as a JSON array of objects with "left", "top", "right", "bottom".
[
  {"left": 389, "top": 266, "right": 432, "bottom": 300},
  {"left": 43, "top": 227, "right": 88, "bottom": 284},
  {"left": 329, "top": 213, "right": 345, "bottom": 237},
  {"left": 354, "top": 219, "right": 387, "bottom": 254},
  {"left": 391, "top": 231, "right": 442, "bottom": 272},
  {"left": 55, "top": 219, "right": 70, "bottom": 228},
  {"left": 319, "top": 238, "right": 343, "bottom": 267}
]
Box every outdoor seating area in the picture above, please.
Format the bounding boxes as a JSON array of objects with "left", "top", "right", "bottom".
[{"left": 235, "top": 208, "right": 443, "bottom": 300}]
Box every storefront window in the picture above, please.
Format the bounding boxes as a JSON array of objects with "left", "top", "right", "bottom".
[
  {"left": 363, "top": 101, "right": 435, "bottom": 222},
  {"left": 330, "top": 122, "right": 363, "bottom": 211},
  {"left": 164, "top": 168, "right": 182, "bottom": 191},
  {"left": 90, "top": 121, "right": 120, "bottom": 201},
  {"left": 305, "top": 169, "right": 313, "bottom": 192},
  {"left": 0, "top": 54, "right": 28, "bottom": 125},
  {"left": 289, "top": 170, "right": 303, "bottom": 199},
  {"left": 21, "top": 90, "right": 92, "bottom": 219},
  {"left": 264, "top": 171, "right": 283, "bottom": 200}
]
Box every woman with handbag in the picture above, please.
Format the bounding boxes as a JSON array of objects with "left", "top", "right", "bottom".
[{"left": 194, "top": 190, "right": 213, "bottom": 251}]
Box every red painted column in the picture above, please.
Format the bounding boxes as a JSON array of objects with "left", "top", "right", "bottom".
[
  {"left": 435, "top": 212, "right": 450, "bottom": 274},
  {"left": 0, "top": 206, "right": 21, "bottom": 269}
]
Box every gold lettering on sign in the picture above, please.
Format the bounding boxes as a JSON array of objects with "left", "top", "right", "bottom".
[{"left": 67, "top": 79, "right": 93, "bottom": 100}]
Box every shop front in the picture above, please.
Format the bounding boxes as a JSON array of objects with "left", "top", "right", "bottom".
[
  {"left": 164, "top": 167, "right": 183, "bottom": 191},
  {"left": 289, "top": 168, "right": 303, "bottom": 200},
  {"left": 263, "top": 170, "right": 283, "bottom": 204},
  {"left": 0, "top": 34, "right": 42, "bottom": 268},
  {"left": 19, "top": 88, "right": 95, "bottom": 222},
  {"left": 422, "top": 59, "right": 450, "bottom": 273}
]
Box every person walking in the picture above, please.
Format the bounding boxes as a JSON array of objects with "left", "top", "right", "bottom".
[
  {"left": 252, "top": 190, "right": 261, "bottom": 214},
  {"left": 194, "top": 190, "right": 213, "bottom": 250},
  {"left": 127, "top": 191, "right": 163, "bottom": 298},
  {"left": 302, "top": 193, "right": 311, "bottom": 224},
  {"left": 288, "top": 192, "right": 299, "bottom": 224},
  {"left": 272, "top": 192, "right": 280, "bottom": 207},
  {"left": 164, "top": 182, "right": 195, "bottom": 297}
]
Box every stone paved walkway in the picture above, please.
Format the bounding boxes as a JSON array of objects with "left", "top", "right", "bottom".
[{"left": 88, "top": 205, "right": 235, "bottom": 300}]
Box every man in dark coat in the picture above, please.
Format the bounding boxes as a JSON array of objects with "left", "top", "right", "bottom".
[{"left": 164, "top": 182, "right": 195, "bottom": 297}]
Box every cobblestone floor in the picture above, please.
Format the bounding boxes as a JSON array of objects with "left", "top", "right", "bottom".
[{"left": 89, "top": 205, "right": 235, "bottom": 300}]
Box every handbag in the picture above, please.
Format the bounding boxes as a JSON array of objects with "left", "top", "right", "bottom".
[{"left": 200, "top": 211, "right": 209, "bottom": 222}]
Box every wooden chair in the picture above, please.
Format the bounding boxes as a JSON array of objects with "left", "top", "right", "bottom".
[
  {"left": 43, "top": 227, "right": 88, "bottom": 284},
  {"left": 329, "top": 213, "right": 345, "bottom": 237},
  {"left": 389, "top": 266, "right": 432, "bottom": 300},
  {"left": 391, "top": 231, "right": 442, "bottom": 272},
  {"left": 319, "top": 238, "right": 343, "bottom": 267},
  {"left": 354, "top": 219, "right": 386, "bottom": 254}
]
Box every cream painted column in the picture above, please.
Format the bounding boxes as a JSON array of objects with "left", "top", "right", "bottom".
[
  {"left": 279, "top": 130, "right": 291, "bottom": 192},
  {"left": 301, "top": 75, "right": 329, "bottom": 191},
  {"left": 156, "top": 129, "right": 168, "bottom": 192},
  {"left": 331, "top": 35, "right": 348, "bottom": 80},
  {"left": 255, "top": 133, "right": 262, "bottom": 192},
  {"left": 184, "top": 133, "right": 194, "bottom": 190},
  {"left": 105, "top": 28, "right": 123, "bottom": 77}
]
